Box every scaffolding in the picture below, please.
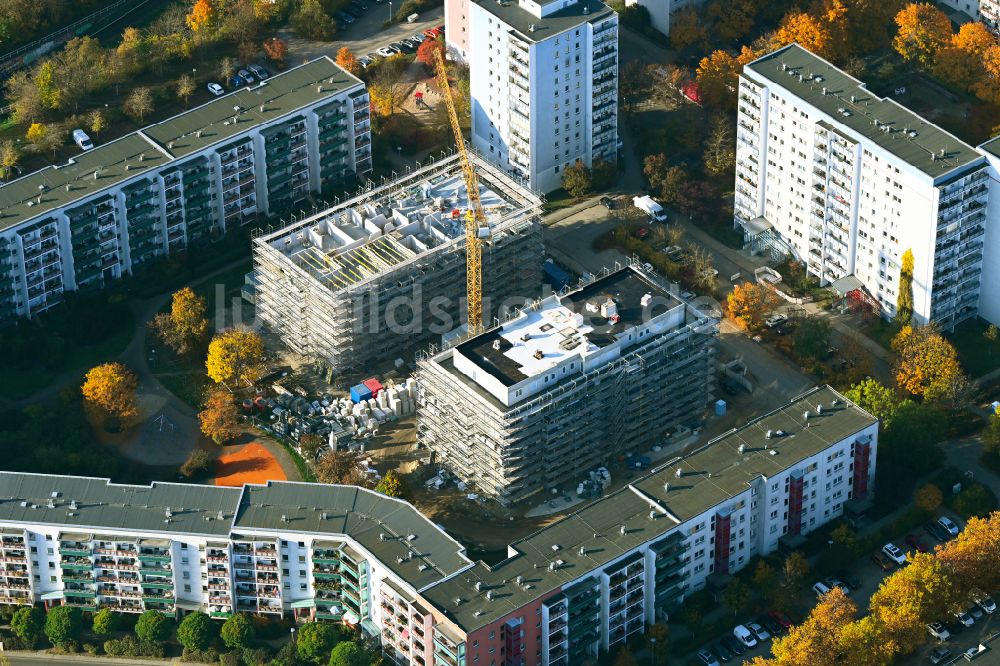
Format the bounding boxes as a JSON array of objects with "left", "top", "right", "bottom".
[
  {"left": 416, "top": 266, "right": 720, "bottom": 506},
  {"left": 252, "top": 151, "right": 543, "bottom": 380}
]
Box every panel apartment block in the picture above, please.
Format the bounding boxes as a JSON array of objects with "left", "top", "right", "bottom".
[
  {"left": 468, "top": 0, "right": 619, "bottom": 194},
  {"left": 252, "top": 151, "right": 544, "bottom": 379},
  {"left": 0, "top": 56, "right": 370, "bottom": 321},
  {"left": 735, "top": 44, "right": 989, "bottom": 330},
  {"left": 417, "top": 265, "right": 718, "bottom": 505}
]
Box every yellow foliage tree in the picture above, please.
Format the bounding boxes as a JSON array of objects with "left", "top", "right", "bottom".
[
  {"left": 198, "top": 386, "right": 241, "bottom": 444},
  {"left": 708, "top": 0, "right": 757, "bottom": 43},
  {"left": 26, "top": 122, "right": 46, "bottom": 147},
  {"left": 171, "top": 287, "right": 208, "bottom": 347},
  {"left": 952, "top": 21, "right": 996, "bottom": 55},
  {"left": 82, "top": 362, "right": 140, "bottom": 426},
  {"left": 695, "top": 50, "right": 741, "bottom": 108},
  {"left": 868, "top": 552, "right": 955, "bottom": 648},
  {"left": 936, "top": 512, "right": 1000, "bottom": 592},
  {"left": 726, "top": 281, "right": 781, "bottom": 331},
  {"left": 914, "top": 482, "right": 943, "bottom": 514},
  {"left": 668, "top": 8, "right": 707, "bottom": 51},
  {"left": 893, "top": 3, "right": 952, "bottom": 66},
  {"left": 206, "top": 328, "right": 265, "bottom": 387},
  {"left": 374, "top": 470, "right": 407, "bottom": 498},
  {"left": 186, "top": 0, "right": 215, "bottom": 33},
  {"left": 756, "top": 586, "right": 856, "bottom": 666},
  {"left": 891, "top": 324, "right": 966, "bottom": 402},
  {"left": 369, "top": 83, "right": 395, "bottom": 118},
  {"left": 335, "top": 47, "right": 361, "bottom": 76},
  {"left": 973, "top": 44, "right": 1000, "bottom": 105},
  {"left": 773, "top": 11, "right": 834, "bottom": 60},
  {"left": 933, "top": 46, "right": 983, "bottom": 91}
]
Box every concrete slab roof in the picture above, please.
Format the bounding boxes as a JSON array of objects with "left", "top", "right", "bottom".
[
  {"left": 0, "top": 57, "right": 362, "bottom": 233},
  {"left": 142, "top": 57, "right": 363, "bottom": 158},
  {"left": 0, "top": 133, "right": 168, "bottom": 232},
  {"left": 420, "top": 385, "right": 877, "bottom": 632},
  {"left": 978, "top": 136, "right": 1000, "bottom": 160},
  {"left": 473, "top": 0, "right": 615, "bottom": 43},
  {"left": 745, "top": 44, "right": 983, "bottom": 180}
]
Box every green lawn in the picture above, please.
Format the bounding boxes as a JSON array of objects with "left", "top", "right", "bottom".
[
  {"left": 947, "top": 317, "right": 1000, "bottom": 378},
  {"left": 861, "top": 318, "right": 898, "bottom": 353},
  {"left": 541, "top": 188, "right": 579, "bottom": 213}
]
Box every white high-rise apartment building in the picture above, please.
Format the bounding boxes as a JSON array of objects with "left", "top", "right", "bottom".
[
  {"left": 467, "top": 0, "right": 619, "bottom": 194},
  {"left": 735, "top": 44, "right": 990, "bottom": 330}
]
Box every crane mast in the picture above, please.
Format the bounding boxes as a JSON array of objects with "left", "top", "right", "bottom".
[{"left": 434, "top": 49, "right": 489, "bottom": 335}]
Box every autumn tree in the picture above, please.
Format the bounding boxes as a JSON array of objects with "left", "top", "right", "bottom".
[
  {"left": 752, "top": 560, "right": 777, "bottom": 601},
  {"left": 180, "top": 448, "right": 214, "bottom": 478},
  {"left": 335, "top": 47, "right": 361, "bottom": 76},
  {"left": 0, "top": 140, "right": 20, "bottom": 179},
  {"left": 892, "top": 325, "right": 967, "bottom": 405},
  {"left": 177, "top": 74, "right": 196, "bottom": 107},
  {"left": 894, "top": 249, "right": 914, "bottom": 326},
  {"left": 696, "top": 50, "right": 740, "bottom": 108},
  {"left": 973, "top": 45, "right": 1000, "bottom": 105},
  {"left": 82, "top": 362, "right": 139, "bottom": 428},
  {"left": 186, "top": 0, "right": 216, "bottom": 34},
  {"left": 843, "top": 378, "right": 903, "bottom": 428},
  {"left": 914, "top": 482, "right": 943, "bottom": 514},
  {"left": 756, "top": 587, "right": 856, "bottom": 666},
  {"left": 37, "top": 123, "right": 65, "bottom": 158},
  {"left": 723, "top": 578, "right": 750, "bottom": 616},
  {"left": 89, "top": 109, "right": 106, "bottom": 138},
  {"left": 983, "top": 412, "right": 1000, "bottom": 458},
  {"left": 292, "top": 0, "right": 336, "bottom": 41},
  {"left": 298, "top": 433, "right": 326, "bottom": 461},
  {"left": 26, "top": 122, "right": 47, "bottom": 148},
  {"left": 647, "top": 623, "right": 669, "bottom": 664},
  {"left": 124, "top": 86, "right": 154, "bottom": 123},
  {"left": 315, "top": 450, "right": 369, "bottom": 486},
  {"left": 614, "top": 647, "right": 637, "bottom": 666},
  {"left": 703, "top": 115, "right": 735, "bottom": 177},
  {"left": 198, "top": 386, "right": 241, "bottom": 444},
  {"left": 206, "top": 328, "right": 265, "bottom": 387},
  {"left": 562, "top": 160, "right": 594, "bottom": 198},
  {"left": 708, "top": 0, "right": 757, "bottom": 43},
  {"left": 375, "top": 470, "right": 407, "bottom": 498},
  {"left": 619, "top": 60, "right": 651, "bottom": 114},
  {"left": 416, "top": 38, "right": 446, "bottom": 72},
  {"left": 686, "top": 244, "right": 718, "bottom": 292},
  {"left": 893, "top": 3, "right": 952, "bottom": 66},
  {"left": 726, "top": 281, "right": 781, "bottom": 331},
  {"left": 159, "top": 287, "right": 208, "bottom": 355},
  {"left": 870, "top": 552, "right": 954, "bottom": 648},
  {"left": 263, "top": 37, "right": 287, "bottom": 66},
  {"left": 669, "top": 8, "right": 707, "bottom": 51},
  {"left": 35, "top": 60, "right": 61, "bottom": 110},
  {"left": 773, "top": 11, "right": 834, "bottom": 60},
  {"left": 219, "top": 56, "right": 236, "bottom": 86}
]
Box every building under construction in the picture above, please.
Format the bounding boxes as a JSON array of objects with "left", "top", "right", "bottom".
[
  {"left": 417, "top": 264, "right": 720, "bottom": 505},
  {"left": 253, "top": 151, "right": 543, "bottom": 378}
]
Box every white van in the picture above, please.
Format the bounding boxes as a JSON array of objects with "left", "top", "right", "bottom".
[{"left": 72, "top": 129, "right": 94, "bottom": 151}]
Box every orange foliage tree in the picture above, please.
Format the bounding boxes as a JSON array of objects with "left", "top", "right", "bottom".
[
  {"left": 891, "top": 324, "right": 966, "bottom": 403},
  {"left": 893, "top": 3, "right": 952, "bottom": 65},
  {"left": 198, "top": 386, "right": 241, "bottom": 444},
  {"left": 263, "top": 37, "right": 287, "bottom": 66},
  {"left": 82, "top": 362, "right": 140, "bottom": 427},
  {"left": 186, "top": 0, "right": 216, "bottom": 34},
  {"left": 335, "top": 47, "right": 361, "bottom": 76},
  {"left": 726, "top": 281, "right": 781, "bottom": 331},
  {"left": 773, "top": 12, "right": 834, "bottom": 60},
  {"left": 669, "top": 8, "right": 708, "bottom": 50},
  {"left": 695, "top": 50, "right": 741, "bottom": 108}
]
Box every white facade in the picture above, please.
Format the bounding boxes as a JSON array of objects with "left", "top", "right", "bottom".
[
  {"left": 622, "top": 0, "right": 707, "bottom": 37},
  {"left": 0, "top": 56, "right": 371, "bottom": 322},
  {"left": 468, "top": 0, "right": 618, "bottom": 194},
  {"left": 735, "top": 45, "right": 989, "bottom": 330}
]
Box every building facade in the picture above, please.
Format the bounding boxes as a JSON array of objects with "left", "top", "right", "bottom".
[
  {"left": 467, "top": 0, "right": 619, "bottom": 194},
  {"left": 0, "top": 385, "right": 878, "bottom": 666},
  {"left": 417, "top": 264, "right": 718, "bottom": 505},
  {"left": 622, "top": 0, "right": 708, "bottom": 37},
  {"left": 0, "top": 56, "right": 370, "bottom": 321},
  {"left": 734, "top": 44, "right": 990, "bottom": 330}
]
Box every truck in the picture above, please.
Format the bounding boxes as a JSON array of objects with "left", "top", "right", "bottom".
[{"left": 633, "top": 195, "right": 668, "bottom": 223}]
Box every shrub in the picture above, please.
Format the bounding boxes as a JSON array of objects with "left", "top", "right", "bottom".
[
  {"left": 220, "top": 651, "right": 241, "bottom": 666},
  {"left": 242, "top": 645, "right": 272, "bottom": 665},
  {"left": 83, "top": 642, "right": 100, "bottom": 656},
  {"left": 92, "top": 608, "right": 118, "bottom": 635},
  {"left": 182, "top": 647, "right": 221, "bottom": 663},
  {"left": 177, "top": 611, "right": 216, "bottom": 651},
  {"left": 103, "top": 635, "right": 166, "bottom": 658},
  {"left": 44, "top": 605, "right": 83, "bottom": 646}
]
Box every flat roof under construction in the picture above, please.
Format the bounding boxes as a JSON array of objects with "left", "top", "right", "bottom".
[{"left": 420, "top": 385, "right": 877, "bottom": 631}]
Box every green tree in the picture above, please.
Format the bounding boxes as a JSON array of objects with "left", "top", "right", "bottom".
[
  {"left": 297, "top": 621, "right": 342, "bottom": 663},
  {"left": 793, "top": 316, "right": 832, "bottom": 361},
  {"left": 328, "top": 641, "right": 370, "bottom": 666},
  {"left": 135, "top": 609, "right": 171, "bottom": 643},
  {"left": 561, "top": 160, "right": 593, "bottom": 198},
  {"left": 221, "top": 612, "right": 255, "bottom": 649},
  {"left": 880, "top": 401, "right": 946, "bottom": 473},
  {"left": 292, "top": 0, "right": 336, "bottom": 41},
  {"left": 844, "top": 379, "right": 904, "bottom": 429},
  {"left": 177, "top": 611, "right": 216, "bottom": 651},
  {"left": 952, "top": 483, "right": 994, "bottom": 518},
  {"left": 983, "top": 412, "right": 1000, "bottom": 457},
  {"left": 647, "top": 623, "right": 669, "bottom": 665},
  {"left": 91, "top": 608, "right": 118, "bottom": 635},
  {"left": 374, "top": 470, "right": 407, "bottom": 498},
  {"left": 180, "top": 448, "right": 214, "bottom": 478},
  {"left": 45, "top": 605, "right": 83, "bottom": 646},
  {"left": 11, "top": 606, "right": 44, "bottom": 647},
  {"left": 830, "top": 523, "right": 860, "bottom": 555},
  {"left": 895, "top": 249, "right": 914, "bottom": 326},
  {"left": 723, "top": 579, "right": 750, "bottom": 616},
  {"left": 35, "top": 60, "right": 61, "bottom": 109},
  {"left": 0, "top": 139, "right": 21, "bottom": 179},
  {"left": 752, "top": 560, "right": 777, "bottom": 600},
  {"left": 985, "top": 324, "right": 999, "bottom": 355}
]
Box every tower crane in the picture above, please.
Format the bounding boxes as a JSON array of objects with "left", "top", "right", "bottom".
[{"left": 433, "top": 49, "right": 490, "bottom": 335}]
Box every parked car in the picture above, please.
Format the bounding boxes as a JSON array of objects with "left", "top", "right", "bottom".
[
  {"left": 336, "top": 10, "right": 356, "bottom": 23},
  {"left": 424, "top": 28, "right": 440, "bottom": 38},
  {"left": 973, "top": 592, "right": 997, "bottom": 614},
  {"left": 767, "top": 610, "right": 793, "bottom": 630},
  {"left": 925, "top": 520, "right": 949, "bottom": 542},
  {"left": 871, "top": 552, "right": 895, "bottom": 571},
  {"left": 904, "top": 533, "right": 929, "bottom": 553},
  {"left": 720, "top": 635, "right": 746, "bottom": 656},
  {"left": 927, "top": 622, "right": 951, "bottom": 641},
  {"left": 968, "top": 604, "right": 984, "bottom": 621},
  {"left": 824, "top": 578, "right": 850, "bottom": 594},
  {"left": 247, "top": 64, "right": 268, "bottom": 79},
  {"left": 929, "top": 646, "right": 953, "bottom": 665},
  {"left": 207, "top": 82, "right": 225, "bottom": 96},
  {"left": 812, "top": 581, "right": 832, "bottom": 598},
  {"left": 937, "top": 516, "right": 960, "bottom": 537},
  {"left": 733, "top": 625, "right": 758, "bottom": 649},
  {"left": 747, "top": 621, "right": 771, "bottom": 642},
  {"left": 351, "top": 0, "right": 369, "bottom": 10},
  {"left": 697, "top": 649, "right": 721, "bottom": 666},
  {"left": 377, "top": 46, "right": 395, "bottom": 57},
  {"left": 834, "top": 570, "right": 861, "bottom": 590},
  {"left": 237, "top": 68, "right": 254, "bottom": 84},
  {"left": 387, "top": 43, "right": 403, "bottom": 54},
  {"left": 953, "top": 609, "right": 974, "bottom": 627},
  {"left": 759, "top": 615, "right": 784, "bottom": 637},
  {"left": 882, "top": 543, "right": 907, "bottom": 565},
  {"left": 633, "top": 227, "right": 649, "bottom": 240},
  {"left": 765, "top": 313, "right": 788, "bottom": 328},
  {"left": 943, "top": 619, "right": 965, "bottom": 636},
  {"left": 714, "top": 641, "right": 734, "bottom": 662},
  {"left": 72, "top": 129, "right": 93, "bottom": 151}
]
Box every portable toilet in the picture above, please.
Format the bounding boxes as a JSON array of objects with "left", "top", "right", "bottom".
[{"left": 715, "top": 399, "right": 727, "bottom": 416}]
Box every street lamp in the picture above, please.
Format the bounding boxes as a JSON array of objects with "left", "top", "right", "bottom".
[
  {"left": 389, "top": 0, "right": 393, "bottom": 21},
  {"left": 649, "top": 637, "right": 656, "bottom": 666},
  {"left": 290, "top": 627, "right": 296, "bottom": 644}
]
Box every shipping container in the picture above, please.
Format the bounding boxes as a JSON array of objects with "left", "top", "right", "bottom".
[
  {"left": 362, "top": 377, "right": 384, "bottom": 398},
  {"left": 350, "top": 384, "right": 373, "bottom": 403}
]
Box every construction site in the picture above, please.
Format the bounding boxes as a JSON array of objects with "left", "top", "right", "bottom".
[
  {"left": 416, "top": 263, "right": 720, "bottom": 506},
  {"left": 252, "top": 150, "right": 544, "bottom": 381}
]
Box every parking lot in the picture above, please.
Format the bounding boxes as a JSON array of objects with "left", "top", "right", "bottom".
[{"left": 686, "top": 512, "right": 998, "bottom": 665}]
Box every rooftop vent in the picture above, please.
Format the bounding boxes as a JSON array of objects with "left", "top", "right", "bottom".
[
  {"left": 769, "top": 449, "right": 779, "bottom": 456},
  {"left": 533, "top": 349, "right": 544, "bottom": 360},
  {"left": 165, "top": 507, "right": 173, "bottom": 518},
  {"left": 475, "top": 581, "right": 483, "bottom": 591},
  {"left": 663, "top": 482, "right": 670, "bottom": 492},
  {"left": 515, "top": 575, "right": 524, "bottom": 585},
  {"left": 738, "top": 443, "right": 746, "bottom": 454},
  {"left": 649, "top": 510, "right": 657, "bottom": 521},
  {"left": 803, "top": 410, "right": 811, "bottom": 420},
  {"left": 549, "top": 561, "right": 558, "bottom": 571},
  {"left": 321, "top": 512, "right": 328, "bottom": 520},
  {"left": 815, "top": 75, "right": 824, "bottom": 83},
  {"left": 816, "top": 404, "right": 824, "bottom": 415},
  {"left": 579, "top": 546, "right": 586, "bottom": 556},
  {"left": 528, "top": 23, "right": 536, "bottom": 32},
  {"left": 486, "top": 590, "right": 495, "bottom": 601},
  {"left": 492, "top": 339, "right": 502, "bottom": 351},
  {"left": 822, "top": 87, "right": 827, "bottom": 95},
  {"left": 454, "top": 597, "right": 462, "bottom": 605},
  {"left": 551, "top": 544, "right": 560, "bottom": 552},
  {"left": 280, "top": 514, "right": 288, "bottom": 523},
  {"left": 407, "top": 533, "right": 416, "bottom": 541},
  {"left": 766, "top": 430, "right": 773, "bottom": 439},
  {"left": 619, "top": 525, "right": 627, "bottom": 535},
  {"left": 675, "top": 467, "right": 682, "bottom": 478},
  {"left": 908, "top": 130, "right": 918, "bottom": 138}
]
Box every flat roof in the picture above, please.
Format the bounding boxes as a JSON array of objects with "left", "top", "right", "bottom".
[
  {"left": 978, "top": 136, "right": 1000, "bottom": 160},
  {"left": 473, "top": 0, "right": 615, "bottom": 43},
  {"left": 0, "top": 57, "right": 362, "bottom": 232},
  {"left": 0, "top": 473, "right": 471, "bottom": 589},
  {"left": 745, "top": 44, "right": 983, "bottom": 179},
  {"left": 421, "top": 385, "right": 877, "bottom": 631},
  {"left": 455, "top": 268, "right": 677, "bottom": 387},
  {"left": 142, "top": 57, "right": 363, "bottom": 158}
]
